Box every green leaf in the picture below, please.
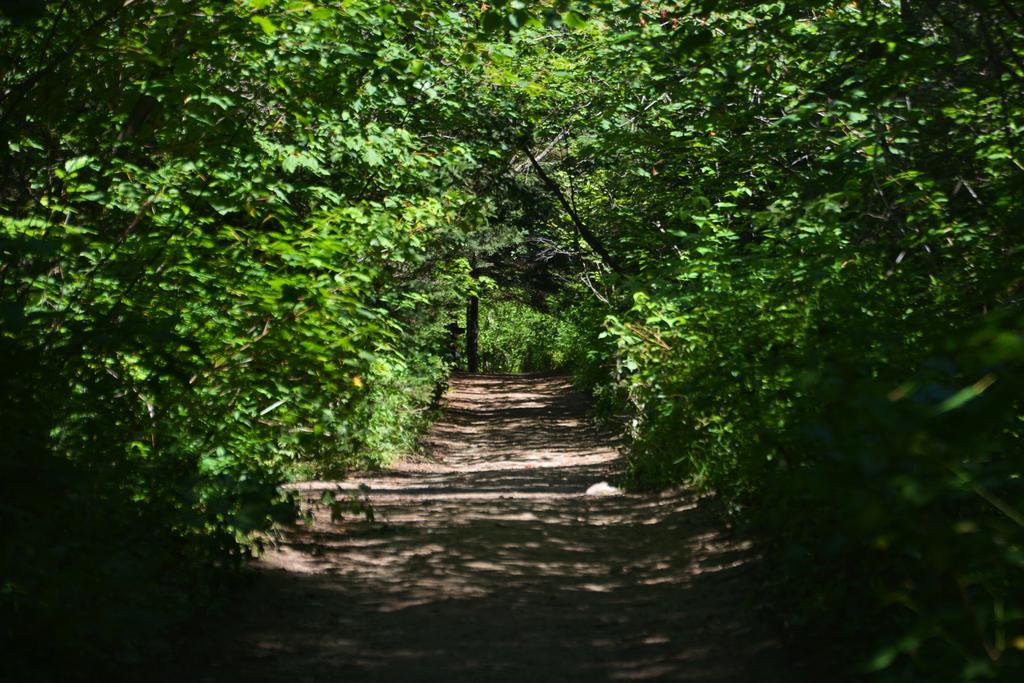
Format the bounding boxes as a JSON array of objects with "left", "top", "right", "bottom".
[
  {"left": 935, "top": 374, "right": 996, "bottom": 414},
  {"left": 251, "top": 15, "right": 277, "bottom": 35},
  {"left": 562, "top": 11, "right": 588, "bottom": 29},
  {"left": 63, "top": 156, "right": 93, "bottom": 174}
]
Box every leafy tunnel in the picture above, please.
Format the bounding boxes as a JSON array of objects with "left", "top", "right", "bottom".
[{"left": 1, "top": 1, "right": 1022, "bottom": 681}]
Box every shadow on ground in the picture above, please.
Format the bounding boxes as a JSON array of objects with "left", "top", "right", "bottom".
[{"left": 160, "top": 374, "right": 785, "bottom": 682}]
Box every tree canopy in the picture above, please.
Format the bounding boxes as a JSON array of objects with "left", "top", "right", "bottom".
[{"left": 2, "top": 1, "right": 1022, "bottom": 680}]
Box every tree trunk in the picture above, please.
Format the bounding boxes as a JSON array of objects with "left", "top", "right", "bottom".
[{"left": 465, "top": 293, "right": 479, "bottom": 373}]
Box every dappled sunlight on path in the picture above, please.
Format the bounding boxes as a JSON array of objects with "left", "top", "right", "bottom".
[{"left": 169, "top": 374, "right": 780, "bottom": 682}]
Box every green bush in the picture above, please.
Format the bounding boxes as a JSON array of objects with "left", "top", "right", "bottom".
[
  {"left": 477, "top": 295, "right": 578, "bottom": 373},
  {"left": 0, "top": 1, "right": 483, "bottom": 674},
  {"left": 547, "top": 1, "right": 1024, "bottom": 678}
]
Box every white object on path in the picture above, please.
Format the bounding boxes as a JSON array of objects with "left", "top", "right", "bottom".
[{"left": 585, "top": 481, "right": 621, "bottom": 496}]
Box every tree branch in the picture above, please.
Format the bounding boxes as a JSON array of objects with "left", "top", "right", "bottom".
[
  {"left": 512, "top": 126, "right": 570, "bottom": 174},
  {"left": 522, "top": 143, "right": 628, "bottom": 276}
]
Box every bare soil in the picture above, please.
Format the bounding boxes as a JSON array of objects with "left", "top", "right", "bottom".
[{"left": 166, "top": 374, "right": 782, "bottom": 682}]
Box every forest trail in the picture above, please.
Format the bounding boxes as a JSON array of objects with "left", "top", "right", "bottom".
[{"left": 174, "top": 374, "right": 780, "bottom": 682}]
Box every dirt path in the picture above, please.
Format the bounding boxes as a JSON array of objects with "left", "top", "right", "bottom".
[{"left": 173, "top": 374, "right": 780, "bottom": 682}]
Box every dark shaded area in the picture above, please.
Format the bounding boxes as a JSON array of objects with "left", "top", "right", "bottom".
[{"left": 160, "top": 502, "right": 781, "bottom": 682}]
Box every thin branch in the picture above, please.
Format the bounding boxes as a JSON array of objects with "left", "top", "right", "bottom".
[
  {"left": 522, "top": 142, "right": 629, "bottom": 276},
  {"left": 511, "top": 125, "right": 571, "bottom": 174}
]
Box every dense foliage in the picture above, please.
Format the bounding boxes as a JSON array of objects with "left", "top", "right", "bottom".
[
  {"left": 473, "top": 290, "right": 577, "bottom": 372},
  {"left": 530, "top": 1, "right": 1024, "bottom": 679},
  {"left": 2, "top": 0, "right": 1022, "bottom": 680},
  {"left": 0, "top": 0, "right": 498, "bottom": 672}
]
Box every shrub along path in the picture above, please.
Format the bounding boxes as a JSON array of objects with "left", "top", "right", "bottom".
[{"left": 169, "top": 374, "right": 782, "bottom": 681}]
